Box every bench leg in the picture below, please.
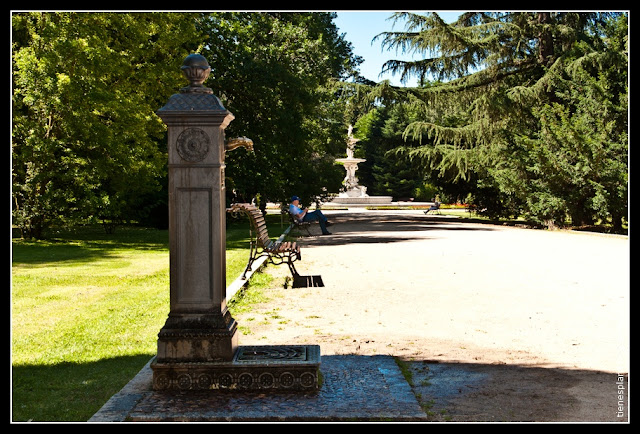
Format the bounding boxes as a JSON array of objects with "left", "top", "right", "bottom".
[
  {"left": 293, "top": 223, "right": 312, "bottom": 237},
  {"left": 242, "top": 242, "right": 257, "bottom": 279},
  {"left": 287, "top": 256, "right": 300, "bottom": 277},
  {"left": 241, "top": 259, "right": 253, "bottom": 280},
  {"left": 242, "top": 244, "right": 258, "bottom": 280}
]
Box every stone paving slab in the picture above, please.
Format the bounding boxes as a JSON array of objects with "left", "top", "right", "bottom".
[{"left": 91, "top": 355, "right": 428, "bottom": 422}]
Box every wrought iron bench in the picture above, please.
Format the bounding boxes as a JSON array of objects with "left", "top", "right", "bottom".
[
  {"left": 227, "top": 203, "right": 301, "bottom": 279},
  {"left": 284, "top": 210, "right": 312, "bottom": 236}
]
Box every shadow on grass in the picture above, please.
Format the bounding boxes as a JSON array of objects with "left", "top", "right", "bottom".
[
  {"left": 12, "top": 354, "right": 154, "bottom": 422},
  {"left": 11, "top": 216, "right": 282, "bottom": 266},
  {"left": 12, "top": 226, "right": 170, "bottom": 266}
]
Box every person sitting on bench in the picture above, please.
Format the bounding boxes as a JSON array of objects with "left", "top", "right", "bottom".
[
  {"left": 289, "top": 196, "right": 332, "bottom": 235},
  {"left": 424, "top": 201, "right": 441, "bottom": 214}
]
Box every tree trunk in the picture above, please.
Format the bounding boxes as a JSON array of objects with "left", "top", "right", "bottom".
[{"left": 537, "top": 12, "right": 554, "bottom": 66}]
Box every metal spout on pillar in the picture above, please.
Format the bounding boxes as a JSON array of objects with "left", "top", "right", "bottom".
[{"left": 225, "top": 136, "right": 254, "bottom": 152}]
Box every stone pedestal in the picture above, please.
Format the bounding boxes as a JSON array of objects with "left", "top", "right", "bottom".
[
  {"left": 150, "top": 54, "right": 319, "bottom": 391},
  {"left": 330, "top": 196, "right": 393, "bottom": 205},
  {"left": 151, "top": 345, "right": 321, "bottom": 391}
]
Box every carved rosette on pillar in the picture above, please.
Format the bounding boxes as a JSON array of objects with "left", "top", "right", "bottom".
[{"left": 150, "top": 54, "right": 320, "bottom": 392}]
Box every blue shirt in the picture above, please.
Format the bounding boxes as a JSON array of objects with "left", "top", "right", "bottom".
[{"left": 289, "top": 204, "right": 303, "bottom": 220}]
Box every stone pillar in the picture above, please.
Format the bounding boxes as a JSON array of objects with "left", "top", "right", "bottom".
[
  {"left": 150, "top": 54, "right": 320, "bottom": 392},
  {"left": 155, "top": 54, "right": 237, "bottom": 363}
]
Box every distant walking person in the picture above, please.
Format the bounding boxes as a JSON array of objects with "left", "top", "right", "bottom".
[{"left": 289, "top": 196, "right": 332, "bottom": 235}]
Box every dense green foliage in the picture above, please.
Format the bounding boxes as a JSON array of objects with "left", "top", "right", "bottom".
[
  {"left": 352, "top": 106, "right": 426, "bottom": 200},
  {"left": 348, "top": 12, "right": 628, "bottom": 232},
  {"left": 12, "top": 12, "right": 360, "bottom": 238},
  {"left": 12, "top": 13, "right": 202, "bottom": 238},
  {"left": 198, "top": 12, "right": 360, "bottom": 210},
  {"left": 12, "top": 11, "right": 628, "bottom": 234}
]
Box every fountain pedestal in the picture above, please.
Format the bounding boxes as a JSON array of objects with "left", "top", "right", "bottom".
[{"left": 330, "top": 126, "right": 392, "bottom": 206}]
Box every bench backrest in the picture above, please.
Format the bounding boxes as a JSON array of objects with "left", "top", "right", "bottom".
[
  {"left": 228, "top": 203, "right": 271, "bottom": 248},
  {"left": 287, "top": 210, "right": 303, "bottom": 224}
]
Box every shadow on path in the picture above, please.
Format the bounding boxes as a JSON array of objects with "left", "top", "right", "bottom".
[
  {"left": 404, "top": 358, "right": 628, "bottom": 422},
  {"left": 299, "top": 212, "right": 494, "bottom": 247},
  {"left": 85, "top": 354, "right": 629, "bottom": 422},
  {"left": 292, "top": 274, "right": 325, "bottom": 288}
]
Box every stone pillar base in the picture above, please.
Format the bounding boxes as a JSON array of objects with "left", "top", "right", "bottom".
[
  {"left": 155, "top": 312, "right": 238, "bottom": 362},
  {"left": 150, "top": 345, "right": 321, "bottom": 392}
]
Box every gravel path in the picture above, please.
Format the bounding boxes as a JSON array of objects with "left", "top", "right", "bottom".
[{"left": 232, "top": 210, "right": 629, "bottom": 422}]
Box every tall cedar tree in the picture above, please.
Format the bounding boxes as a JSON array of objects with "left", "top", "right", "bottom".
[{"left": 351, "top": 12, "right": 627, "bottom": 231}]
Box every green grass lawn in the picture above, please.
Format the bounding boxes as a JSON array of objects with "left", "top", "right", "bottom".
[{"left": 11, "top": 214, "right": 287, "bottom": 422}]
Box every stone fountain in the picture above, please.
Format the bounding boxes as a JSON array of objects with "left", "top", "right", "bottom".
[{"left": 330, "top": 126, "right": 392, "bottom": 205}]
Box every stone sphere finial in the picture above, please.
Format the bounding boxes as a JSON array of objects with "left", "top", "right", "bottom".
[{"left": 180, "top": 54, "right": 213, "bottom": 94}]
